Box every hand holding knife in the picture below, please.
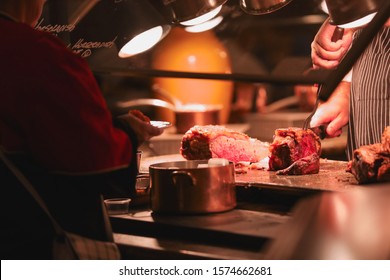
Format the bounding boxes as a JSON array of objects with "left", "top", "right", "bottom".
[
  {"left": 308, "top": 125, "right": 329, "bottom": 140},
  {"left": 303, "top": 26, "right": 345, "bottom": 139}
]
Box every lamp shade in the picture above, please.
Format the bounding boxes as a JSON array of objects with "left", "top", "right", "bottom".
[
  {"left": 240, "top": 0, "right": 293, "bottom": 15},
  {"left": 115, "top": 0, "right": 171, "bottom": 58},
  {"left": 185, "top": 16, "right": 224, "bottom": 33},
  {"left": 325, "top": 0, "right": 384, "bottom": 28},
  {"left": 162, "top": 0, "right": 227, "bottom": 25}
]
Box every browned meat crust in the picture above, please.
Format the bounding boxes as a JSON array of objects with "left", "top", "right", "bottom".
[
  {"left": 269, "top": 127, "right": 321, "bottom": 175},
  {"left": 349, "top": 126, "right": 390, "bottom": 184},
  {"left": 350, "top": 143, "right": 390, "bottom": 184},
  {"left": 381, "top": 126, "right": 390, "bottom": 154}
]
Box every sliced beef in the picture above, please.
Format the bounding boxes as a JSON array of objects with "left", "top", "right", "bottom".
[
  {"left": 349, "top": 126, "right": 390, "bottom": 184},
  {"left": 269, "top": 127, "right": 321, "bottom": 175},
  {"left": 180, "top": 125, "right": 269, "bottom": 163}
]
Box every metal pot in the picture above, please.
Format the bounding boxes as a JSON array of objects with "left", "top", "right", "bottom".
[
  {"left": 117, "top": 98, "right": 222, "bottom": 134},
  {"left": 149, "top": 160, "right": 236, "bottom": 214},
  {"left": 174, "top": 104, "right": 221, "bottom": 133}
]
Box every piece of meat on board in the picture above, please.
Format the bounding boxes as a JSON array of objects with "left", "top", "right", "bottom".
[
  {"left": 180, "top": 125, "right": 269, "bottom": 163},
  {"left": 349, "top": 127, "right": 390, "bottom": 184},
  {"left": 275, "top": 154, "right": 320, "bottom": 175},
  {"left": 269, "top": 127, "right": 321, "bottom": 175},
  {"left": 381, "top": 126, "right": 390, "bottom": 154},
  {"left": 350, "top": 143, "right": 390, "bottom": 184}
]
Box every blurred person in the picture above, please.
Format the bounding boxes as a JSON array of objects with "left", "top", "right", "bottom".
[
  {"left": 0, "top": 0, "right": 162, "bottom": 259},
  {"left": 310, "top": 16, "right": 390, "bottom": 159}
]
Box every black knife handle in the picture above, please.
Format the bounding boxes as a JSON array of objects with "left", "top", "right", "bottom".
[{"left": 331, "top": 27, "right": 345, "bottom": 42}]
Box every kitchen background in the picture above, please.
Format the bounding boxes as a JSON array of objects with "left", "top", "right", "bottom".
[{"left": 38, "top": 0, "right": 347, "bottom": 159}]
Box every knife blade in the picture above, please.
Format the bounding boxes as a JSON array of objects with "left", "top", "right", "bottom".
[{"left": 302, "top": 85, "right": 322, "bottom": 130}]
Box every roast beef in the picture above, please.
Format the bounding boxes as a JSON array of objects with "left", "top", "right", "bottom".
[
  {"left": 349, "top": 126, "right": 390, "bottom": 184},
  {"left": 381, "top": 126, "right": 390, "bottom": 154},
  {"left": 269, "top": 127, "right": 321, "bottom": 175},
  {"left": 180, "top": 125, "right": 269, "bottom": 163}
]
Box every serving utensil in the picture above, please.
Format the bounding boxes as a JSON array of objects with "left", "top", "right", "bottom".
[
  {"left": 150, "top": 120, "right": 172, "bottom": 129},
  {"left": 118, "top": 98, "right": 221, "bottom": 134},
  {"left": 302, "top": 85, "right": 322, "bottom": 131}
]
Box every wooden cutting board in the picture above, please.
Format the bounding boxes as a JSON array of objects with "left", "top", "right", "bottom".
[{"left": 140, "top": 155, "right": 359, "bottom": 193}]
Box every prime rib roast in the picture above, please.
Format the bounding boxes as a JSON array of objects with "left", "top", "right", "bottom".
[
  {"left": 181, "top": 124, "right": 390, "bottom": 181},
  {"left": 180, "top": 125, "right": 269, "bottom": 163},
  {"left": 268, "top": 127, "right": 322, "bottom": 175},
  {"left": 348, "top": 126, "right": 390, "bottom": 184}
]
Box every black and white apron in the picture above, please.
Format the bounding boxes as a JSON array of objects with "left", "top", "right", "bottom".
[{"left": 347, "top": 27, "right": 390, "bottom": 160}]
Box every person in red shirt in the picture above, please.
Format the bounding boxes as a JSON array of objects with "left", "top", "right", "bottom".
[{"left": 0, "top": 0, "right": 162, "bottom": 259}]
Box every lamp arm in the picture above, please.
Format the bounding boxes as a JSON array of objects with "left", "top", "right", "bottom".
[
  {"left": 318, "top": 0, "right": 390, "bottom": 101},
  {"left": 94, "top": 67, "right": 329, "bottom": 86}
]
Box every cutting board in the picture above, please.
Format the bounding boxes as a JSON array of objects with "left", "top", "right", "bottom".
[
  {"left": 140, "top": 155, "right": 359, "bottom": 193},
  {"left": 235, "top": 159, "right": 358, "bottom": 193}
]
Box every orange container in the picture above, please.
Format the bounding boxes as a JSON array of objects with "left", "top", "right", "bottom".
[{"left": 151, "top": 27, "right": 233, "bottom": 125}]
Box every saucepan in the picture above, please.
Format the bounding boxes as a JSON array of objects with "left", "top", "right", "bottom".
[
  {"left": 117, "top": 98, "right": 222, "bottom": 134},
  {"left": 149, "top": 159, "right": 236, "bottom": 214}
]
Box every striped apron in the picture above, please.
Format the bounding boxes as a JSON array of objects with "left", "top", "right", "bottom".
[{"left": 347, "top": 27, "right": 390, "bottom": 160}]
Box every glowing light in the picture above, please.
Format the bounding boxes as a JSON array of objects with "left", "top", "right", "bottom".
[
  {"left": 187, "top": 55, "right": 197, "bottom": 64},
  {"left": 185, "top": 16, "right": 223, "bottom": 33},
  {"left": 118, "top": 26, "right": 163, "bottom": 58},
  {"left": 176, "top": 104, "right": 222, "bottom": 112},
  {"left": 338, "top": 12, "right": 377, "bottom": 28},
  {"left": 180, "top": 5, "right": 222, "bottom": 26}
]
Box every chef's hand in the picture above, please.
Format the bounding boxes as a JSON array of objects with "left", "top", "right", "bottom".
[
  {"left": 311, "top": 18, "right": 354, "bottom": 69},
  {"left": 310, "top": 82, "right": 350, "bottom": 138},
  {"left": 119, "top": 113, "right": 163, "bottom": 145}
]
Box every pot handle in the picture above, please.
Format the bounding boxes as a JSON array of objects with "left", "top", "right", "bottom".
[{"left": 171, "top": 171, "right": 197, "bottom": 187}]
